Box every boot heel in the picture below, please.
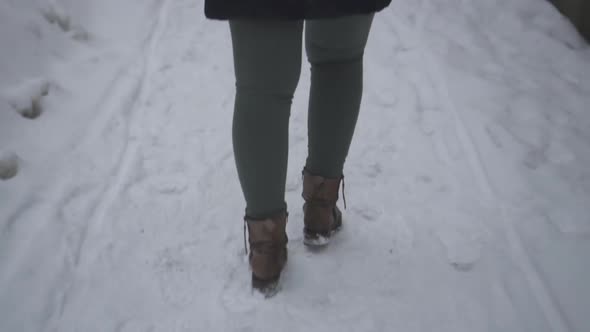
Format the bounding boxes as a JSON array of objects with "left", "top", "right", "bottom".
[
  {"left": 245, "top": 212, "right": 288, "bottom": 297},
  {"left": 302, "top": 169, "right": 345, "bottom": 248},
  {"left": 303, "top": 232, "right": 331, "bottom": 247},
  {"left": 252, "top": 274, "right": 281, "bottom": 297}
]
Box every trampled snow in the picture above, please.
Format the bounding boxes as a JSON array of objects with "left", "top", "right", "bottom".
[{"left": 1, "top": 0, "right": 589, "bottom": 331}]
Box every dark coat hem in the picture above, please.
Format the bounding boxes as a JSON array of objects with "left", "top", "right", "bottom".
[{"left": 204, "top": 1, "right": 392, "bottom": 20}]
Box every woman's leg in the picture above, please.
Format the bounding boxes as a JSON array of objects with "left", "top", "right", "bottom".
[
  {"left": 305, "top": 14, "right": 374, "bottom": 178},
  {"left": 229, "top": 20, "right": 303, "bottom": 219}
]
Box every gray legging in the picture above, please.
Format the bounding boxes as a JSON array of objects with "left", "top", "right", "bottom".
[{"left": 230, "top": 15, "right": 374, "bottom": 219}]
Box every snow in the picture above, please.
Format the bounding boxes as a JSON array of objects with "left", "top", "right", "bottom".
[{"left": 1, "top": 0, "right": 589, "bottom": 331}]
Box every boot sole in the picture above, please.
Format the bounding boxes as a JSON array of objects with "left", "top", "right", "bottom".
[
  {"left": 303, "top": 224, "right": 342, "bottom": 247},
  {"left": 252, "top": 274, "right": 281, "bottom": 298},
  {"left": 303, "top": 234, "right": 331, "bottom": 247},
  {"left": 302, "top": 203, "right": 343, "bottom": 248}
]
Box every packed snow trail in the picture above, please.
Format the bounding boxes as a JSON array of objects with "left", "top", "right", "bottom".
[
  {"left": 1, "top": 0, "right": 590, "bottom": 331},
  {"left": 414, "top": 3, "right": 571, "bottom": 331}
]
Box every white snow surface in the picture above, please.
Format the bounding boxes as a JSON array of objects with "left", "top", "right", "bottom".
[{"left": 1, "top": 0, "right": 589, "bottom": 331}]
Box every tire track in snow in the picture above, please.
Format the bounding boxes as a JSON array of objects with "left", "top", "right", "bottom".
[
  {"left": 50, "top": 1, "right": 175, "bottom": 327},
  {"left": 413, "top": 3, "right": 571, "bottom": 332},
  {"left": 73, "top": 0, "right": 174, "bottom": 270}
]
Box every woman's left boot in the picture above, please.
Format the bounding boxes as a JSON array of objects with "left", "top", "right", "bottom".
[{"left": 245, "top": 212, "right": 288, "bottom": 296}]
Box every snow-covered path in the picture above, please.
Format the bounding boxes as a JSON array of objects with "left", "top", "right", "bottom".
[{"left": 1, "top": 0, "right": 589, "bottom": 331}]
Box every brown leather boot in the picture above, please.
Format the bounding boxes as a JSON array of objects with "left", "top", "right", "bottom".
[
  {"left": 245, "top": 212, "right": 288, "bottom": 295},
  {"left": 302, "top": 168, "right": 346, "bottom": 247}
]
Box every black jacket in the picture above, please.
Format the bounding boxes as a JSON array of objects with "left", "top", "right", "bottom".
[{"left": 205, "top": 0, "right": 392, "bottom": 20}]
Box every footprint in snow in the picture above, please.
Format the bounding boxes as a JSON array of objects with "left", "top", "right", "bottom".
[
  {"left": 364, "top": 163, "right": 383, "bottom": 179},
  {"left": 147, "top": 176, "right": 188, "bottom": 195},
  {"left": 438, "top": 231, "right": 480, "bottom": 272},
  {"left": 153, "top": 244, "right": 201, "bottom": 308},
  {"left": 435, "top": 212, "right": 485, "bottom": 272},
  {"left": 485, "top": 124, "right": 504, "bottom": 149},
  {"left": 220, "top": 250, "right": 269, "bottom": 313},
  {"left": 285, "top": 177, "right": 300, "bottom": 193},
  {"left": 1, "top": 78, "right": 50, "bottom": 119},
  {"left": 115, "top": 319, "right": 155, "bottom": 332},
  {"left": 523, "top": 149, "right": 547, "bottom": 170},
  {"left": 0, "top": 151, "right": 19, "bottom": 180},
  {"left": 351, "top": 205, "right": 381, "bottom": 222},
  {"left": 40, "top": 0, "right": 89, "bottom": 41},
  {"left": 130, "top": 175, "right": 188, "bottom": 196},
  {"left": 545, "top": 201, "right": 590, "bottom": 235},
  {"left": 415, "top": 174, "right": 433, "bottom": 185}
]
